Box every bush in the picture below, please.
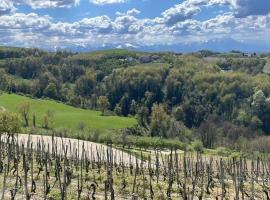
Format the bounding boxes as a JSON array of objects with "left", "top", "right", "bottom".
[
  {"left": 133, "top": 136, "right": 187, "bottom": 150},
  {"left": 24, "top": 127, "right": 188, "bottom": 151},
  {"left": 247, "top": 136, "right": 270, "bottom": 153},
  {"left": 190, "top": 140, "right": 204, "bottom": 153},
  {"left": 229, "top": 152, "right": 241, "bottom": 159},
  {"left": 216, "top": 147, "right": 230, "bottom": 157}
]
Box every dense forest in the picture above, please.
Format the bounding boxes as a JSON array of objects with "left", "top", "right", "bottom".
[{"left": 1, "top": 47, "right": 270, "bottom": 152}]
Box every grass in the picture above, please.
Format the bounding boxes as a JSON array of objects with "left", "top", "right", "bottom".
[
  {"left": 0, "top": 93, "right": 136, "bottom": 131},
  {"left": 132, "top": 62, "right": 170, "bottom": 68},
  {"left": 71, "top": 49, "right": 140, "bottom": 60},
  {"left": 263, "top": 58, "right": 270, "bottom": 74},
  {"left": 0, "top": 46, "right": 24, "bottom": 51}
]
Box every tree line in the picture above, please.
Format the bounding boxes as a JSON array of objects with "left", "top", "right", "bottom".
[{"left": 1, "top": 47, "right": 270, "bottom": 151}]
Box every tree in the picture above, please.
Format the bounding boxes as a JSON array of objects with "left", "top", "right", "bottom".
[
  {"left": 114, "top": 104, "right": 121, "bottom": 116},
  {"left": 251, "top": 90, "right": 270, "bottom": 133},
  {"left": 197, "top": 121, "right": 217, "bottom": 149},
  {"left": 0, "top": 111, "right": 21, "bottom": 135},
  {"left": 145, "top": 91, "right": 155, "bottom": 110},
  {"left": 252, "top": 90, "right": 267, "bottom": 113},
  {"left": 150, "top": 104, "right": 170, "bottom": 137},
  {"left": 42, "top": 110, "right": 54, "bottom": 129},
  {"left": 33, "top": 113, "right": 36, "bottom": 127},
  {"left": 74, "top": 70, "right": 96, "bottom": 97},
  {"left": 191, "top": 140, "right": 204, "bottom": 153},
  {"left": 173, "top": 106, "right": 184, "bottom": 121},
  {"left": 137, "top": 106, "right": 149, "bottom": 127},
  {"left": 168, "top": 118, "right": 191, "bottom": 142},
  {"left": 90, "top": 94, "right": 98, "bottom": 109},
  {"left": 17, "top": 101, "right": 30, "bottom": 126},
  {"left": 130, "top": 100, "right": 137, "bottom": 115},
  {"left": 38, "top": 71, "right": 58, "bottom": 94},
  {"left": 119, "top": 93, "right": 130, "bottom": 116},
  {"left": 98, "top": 96, "right": 109, "bottom": 115},
  {"left": 44, "top": 83, "right": 58, "bottom": 99}
]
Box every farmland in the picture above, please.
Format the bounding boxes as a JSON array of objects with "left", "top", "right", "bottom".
[
  {"left": 1, "top": 47, "right": 270, "bottom": 199},
  {"left": 0, "top": 133, "right": 270, "bottom": 199}
]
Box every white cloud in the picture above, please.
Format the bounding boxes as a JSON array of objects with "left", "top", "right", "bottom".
[
  {"left": 0, "top": 13, "right": 51, "bottom": 30},
  {"left": 161, "top": 1, "right": 201, "bottom": 25},
  {"left": 169, "top": 0, "right": 270, "bottom": 19},
  {"left": 159, "top": 0, "right": 230, "bottom": 26},
  {"left": 116, "top": 8, "right": 140, "bottom": 16},
  {"left": 127, "top": 8, "right": 140, "bottom": 15},
  {"left": 1, "top": 0, "right": 270, "bottom": 50},
  {"left": 90, "top": 0, "right": 128, "bottom": 5},
  {"left": 113, "top": 12, "right": 146, "bottom": 34},
  {"left": 14, "top": 0, "right": 80, "bottom": 9},
  {"left": 0, "top": 0, "right": 15, "bottom": 15},
  {"left": 230, "top": 0, "right": 270, "bottom": 18},
  {"left": 1, "top": 11, "right": 270, "bottom": 49},
  {"left": 77, "top": 15, "right": 113, "bottom": 33},
  {"left": 192, "top": 0, "right": 270, "bottom": 18}
]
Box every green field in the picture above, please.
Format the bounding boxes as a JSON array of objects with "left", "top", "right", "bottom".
[
  {"left": 71, "top": 49, "right": 139, "bottom": 60},
  {"left": 0, "top": 93, "right": 136, "bottom": 130},
  {"left": 263, "top": 59, "right": 270, "bottom": 74},
  {"left": 133, "top": 62, "right": 170, "bottom": 68}
]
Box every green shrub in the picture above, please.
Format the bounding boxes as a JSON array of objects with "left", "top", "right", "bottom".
[
  {"left": 216, "top": 147, "right": 231, "bottom": 157},
  {"left": 191, "top": 140, "right": 204, "bottom": 153}
]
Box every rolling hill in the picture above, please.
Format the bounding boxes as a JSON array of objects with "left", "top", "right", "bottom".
[{"left": 0, "top": 93, "right": 136, "bottom": 131}]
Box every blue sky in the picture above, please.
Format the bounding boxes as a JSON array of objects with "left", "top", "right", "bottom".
[
  {"left": 1, "top": 0, "right": 270, "bottom": 52},
  {"left": 15, "top": 0, "right": 181, "bottom": 22}
]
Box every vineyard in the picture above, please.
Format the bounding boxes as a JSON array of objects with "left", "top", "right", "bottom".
[{"left": 0, "top": 134, "right": 269, "bottom": 199}]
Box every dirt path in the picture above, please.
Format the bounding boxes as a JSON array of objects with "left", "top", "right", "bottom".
[{"left": 14, "top": 134, "right": 139, "bottom": 166}]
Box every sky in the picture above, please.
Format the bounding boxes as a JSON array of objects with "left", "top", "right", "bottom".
[{"left": 0, "top": 0, "right": 270, "bottom": 52}]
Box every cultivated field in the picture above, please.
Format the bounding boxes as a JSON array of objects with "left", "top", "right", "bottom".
[{"left": 0, "top": 133, "right": 270, "bottom": 199}]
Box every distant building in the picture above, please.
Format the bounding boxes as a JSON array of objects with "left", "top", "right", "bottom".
[
  {"left": 139, "top": 55, "right": 151, "bottom": 63},
  {"left": 151, "top": 55, "right": 160, "bottom": 61},
  {"left": 126, "top": 57, "right": 134, "bottom": 62}
]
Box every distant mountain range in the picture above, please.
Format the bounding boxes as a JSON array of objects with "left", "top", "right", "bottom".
[
  {"left": 135, "top": 38, "right": 270, "bottom": 53},
  {"left": 23, "top": 38, "right": 270, "bottom": 53}
]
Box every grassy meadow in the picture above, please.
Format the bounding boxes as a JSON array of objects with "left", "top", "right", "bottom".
[
  {"left": 263, "top": 58, "right": 270, "bottom": 74},
  {"left": 0, "top": 93, "right": 136, "bottom": 131}
]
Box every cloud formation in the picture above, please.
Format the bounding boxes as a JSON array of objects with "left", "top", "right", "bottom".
[
  {"left": 0, "top": 0, "right": 270, "bottom": 50},
  {"left": 90, "top": 0, "right": 128, "bottom": 5},
  {"left": 230, "top": 0, "right": 270, "bottom": 18},
  {"left": 14, "top": 0, "right": 79, "bottom": 9},
  {"left": 161, "top": 1, "right": 201, "bottom": 25},
  {"left": 0, "top": 0, "right": 15, "bottom": 15}
]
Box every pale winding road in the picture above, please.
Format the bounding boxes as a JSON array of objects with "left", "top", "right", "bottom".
[{"left": 12, "top": 134, "right": 140, "bottom": 166}]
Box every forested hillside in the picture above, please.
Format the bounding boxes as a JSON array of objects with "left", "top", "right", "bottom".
[{"left": 1, "top": 47, "right": 270, "bottom": 152}]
